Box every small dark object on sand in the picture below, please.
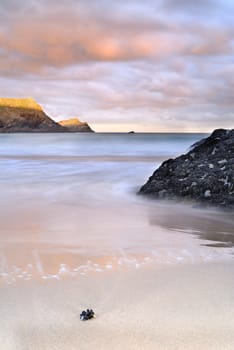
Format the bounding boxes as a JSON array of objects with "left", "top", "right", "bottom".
[{"left": 80, "top": 309, "right": 96, "bottom": 321}]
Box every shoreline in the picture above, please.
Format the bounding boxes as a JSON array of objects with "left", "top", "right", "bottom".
[
  {"left": 0, "top": 261, "right": 234, "bottom": 349},
  {"left": 1, "top": 242, "right": 233, "bottom": 286}
]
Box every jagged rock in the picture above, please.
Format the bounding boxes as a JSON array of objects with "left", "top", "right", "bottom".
[
  {"left": 0, "top": 98, "right": 65, "bottom": 132},
  {"left": 139, "top": 129, "right": 234, "bottom": 208},
  {"left": 58, "top": 118, "right": 94, "bottom": 132}
]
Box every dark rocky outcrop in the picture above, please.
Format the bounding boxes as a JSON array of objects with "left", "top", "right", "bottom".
[
  {"left": 0, "top": 98, "right": 65, "bottom": 132},
  {"left": 139, "top": 129, "right": 234, "bottom": 208},
  {"left": 58, "top": 118, "right": 94, "bottom": 132}
]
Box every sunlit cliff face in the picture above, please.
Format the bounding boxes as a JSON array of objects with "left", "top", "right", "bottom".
[
  {"left": 0, "top": 98, "right": 42, "bottom": 111},
  {"left": 0, "top": 0, "right": 233, "bottom": 132}
]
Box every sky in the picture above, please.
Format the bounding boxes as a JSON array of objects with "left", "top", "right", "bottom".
[{"left": 0, "top": 0, "right": 233, "bottom": 132}]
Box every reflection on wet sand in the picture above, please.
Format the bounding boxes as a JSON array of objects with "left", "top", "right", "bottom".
[
  {"left": 147, "top": 202, "right": 234, "bottom": 248},
  {"left": 0, "top": 243, "right": 157, "bottom": 284},
  {"left": 1, "top": 197, "right": 233, "bottom": 285}
]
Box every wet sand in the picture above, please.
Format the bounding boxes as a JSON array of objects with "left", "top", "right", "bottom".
[
  {"left": 1, "top": 199, "right": 234, "bottom": 285},
  {"left": 0, "top": 262, "right": 234, "bottom": 350}
]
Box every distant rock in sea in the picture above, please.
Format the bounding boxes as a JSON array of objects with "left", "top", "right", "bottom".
[
  {"left": 58, "top": 118, "right": 94, "bottom": 132},
  {"left": 0, "top": 97, "right": 65, "bottom": 132},
  {"left": 139, "top": 129, "right": 234, "bottom": 208},
  {"left": 128, "top": 131, "right": 135, "bottom": 134}
]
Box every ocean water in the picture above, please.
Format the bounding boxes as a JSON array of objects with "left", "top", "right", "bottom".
[{"left": 0, "top": 133, "right": 233, "bottom": 284}]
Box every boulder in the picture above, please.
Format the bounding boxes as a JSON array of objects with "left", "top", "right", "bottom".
[{"left": 139, "top": 129, "right": 234, "bottom": 208}]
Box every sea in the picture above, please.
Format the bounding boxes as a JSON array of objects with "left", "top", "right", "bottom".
[{"left": 0, "top": 133, "right": 233, "bottom": 284}]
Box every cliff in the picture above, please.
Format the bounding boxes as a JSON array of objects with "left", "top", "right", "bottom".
[
  {"left": 58, "top": 118, "right": 94, "bottom": 132},
  {"left": 139, "top": 129, "right": 234, "bottom": 208},
  {"left": 0, "top": 98, "right": 65, "bottom": 132}
]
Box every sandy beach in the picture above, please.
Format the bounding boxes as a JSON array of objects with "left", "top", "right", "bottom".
[
  {"left": 0, "top": 262, "right": 234, "bottom": 350},
  {"left": 0, "top": 133, "right": 233, "bottom": 349}
]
